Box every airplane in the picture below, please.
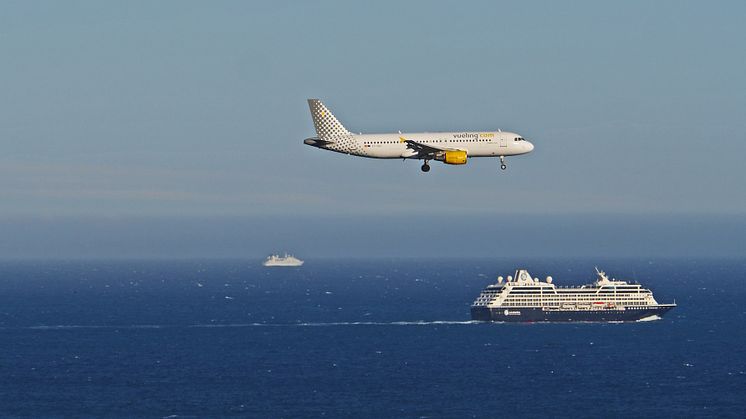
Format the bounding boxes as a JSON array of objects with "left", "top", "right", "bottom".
[{"left": 303, "top": 99, "right": 534, "bottom": 173}]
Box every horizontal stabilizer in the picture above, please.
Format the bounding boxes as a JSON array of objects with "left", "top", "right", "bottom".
[{"left": 304, "top": 137, "right": 335, "bottom": 147}]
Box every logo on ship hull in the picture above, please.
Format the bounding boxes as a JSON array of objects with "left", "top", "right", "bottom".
[{"left": 503, "top": 309, "right": 521, "bottom": 316}]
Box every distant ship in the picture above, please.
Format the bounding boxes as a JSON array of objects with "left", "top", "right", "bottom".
[
  {"left": 471, "top": 267, "right": 675, "bottom": 322},
  {"left": 262, "top": 253, "right": 304, "bottom": 267}
]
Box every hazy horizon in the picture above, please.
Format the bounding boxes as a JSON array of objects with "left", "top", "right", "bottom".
[{"left": 1, "top": 214, "right": 744, "bottom": 260}]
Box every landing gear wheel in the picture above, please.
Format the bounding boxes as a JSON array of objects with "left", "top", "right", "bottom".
[
  {"left": 421, "top": 163, "right": 431, "bottom": 173},
  {"left": 500, "top": 164, "right": 507, "bottom": 170},
  {"left": 499, "top": 156, "right": 507, "bottom": 171}
]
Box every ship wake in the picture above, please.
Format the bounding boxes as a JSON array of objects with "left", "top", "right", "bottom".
[
  {"left": 636, "top": 315, "right": 662, "bottom": 322},
  {"left": 192, "top": 320, "right": 482, "bottom": 328},
  {"left": 11, "top": 321, "right": 482, "bottom": 330}
]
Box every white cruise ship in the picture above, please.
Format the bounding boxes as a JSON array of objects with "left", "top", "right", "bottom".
[
  {"left": 262, "top": 253, "right": 304, "bottom": 267},
  {"left": 471, "top": 267, "right": 675, "bottom": 322}
]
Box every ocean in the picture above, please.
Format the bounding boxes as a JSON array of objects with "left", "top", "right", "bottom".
[{"left": 0, "top": 258, "right": 744, "bottom": 417}]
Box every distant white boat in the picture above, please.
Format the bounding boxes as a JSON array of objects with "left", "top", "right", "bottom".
[{"left": 263, "top": 253, "right": 304, "bottom": 267}]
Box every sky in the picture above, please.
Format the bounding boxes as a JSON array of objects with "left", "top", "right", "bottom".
[{"left": 1, "top": 1, "right": 745, "bottom": 258}]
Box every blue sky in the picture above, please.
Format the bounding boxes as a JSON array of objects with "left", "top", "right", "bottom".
[{"left": 1, "top": 1, "right": 745, "bottom": 257}]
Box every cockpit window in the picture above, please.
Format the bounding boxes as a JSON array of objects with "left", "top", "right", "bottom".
[{"left": 514, "top": 137, "right": 526, "bottom": 142}]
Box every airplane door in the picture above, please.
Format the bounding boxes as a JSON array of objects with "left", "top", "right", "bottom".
[{"left": 499, "top": 137, "right": 507, "bottom": 147}]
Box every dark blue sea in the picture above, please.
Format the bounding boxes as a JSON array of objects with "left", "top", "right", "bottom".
[{"left": 0, "top": 258, "right": 744, "bottom": 417}]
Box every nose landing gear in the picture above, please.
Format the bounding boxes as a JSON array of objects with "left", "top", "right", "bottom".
[
  {"left": 499, "top": 156, "right": 507, "bottom": 170},
  {"left": 421, "top": 161, "right": 431, "bottom": 173}
]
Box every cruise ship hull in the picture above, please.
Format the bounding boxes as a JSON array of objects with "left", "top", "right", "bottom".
[
  {"left": 471, "top": 305, "right": 676, "bottom": 322},
  {"left": 263, "top": 261, "right": 304, "bottom": 267}
]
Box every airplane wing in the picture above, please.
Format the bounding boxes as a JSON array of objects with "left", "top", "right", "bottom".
[{"left": 400, "top": 137, "right": 458, "bottom": 159}]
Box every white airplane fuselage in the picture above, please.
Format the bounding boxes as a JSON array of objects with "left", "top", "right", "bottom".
[{"left": 307, "top": 131, "right": 533, "bottom": 159}]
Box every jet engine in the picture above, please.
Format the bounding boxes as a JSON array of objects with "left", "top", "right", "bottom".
[{"left": 435, "top": 150, "right": 467, "bottom": 165}]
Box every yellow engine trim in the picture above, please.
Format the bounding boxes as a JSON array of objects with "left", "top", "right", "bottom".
[{"left": 443, "top": 150, "right": 467, "bottom": 165}]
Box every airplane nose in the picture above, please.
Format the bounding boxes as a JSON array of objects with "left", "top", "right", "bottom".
[{"left": 526, "top": 141, "right": 534, "bottom": 152}]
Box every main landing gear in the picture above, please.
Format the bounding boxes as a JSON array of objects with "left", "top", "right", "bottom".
[
  {"left": 421, "top": 160, "right": 431, "bottom": 173},
  {"left": 499, "top": 156, "right": 507, "bottom": 170}
]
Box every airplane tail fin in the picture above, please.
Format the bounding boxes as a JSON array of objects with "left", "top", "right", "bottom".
[{"left": 307, "top": 99, "right": 351, "bottom": 138}]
